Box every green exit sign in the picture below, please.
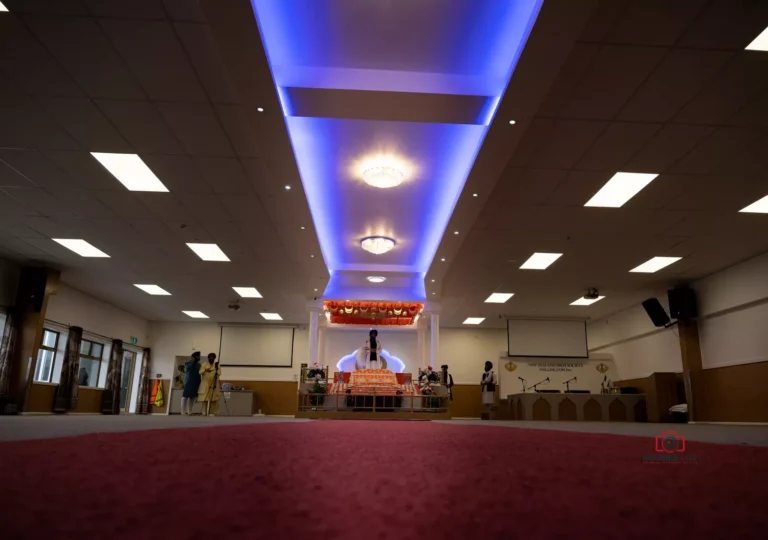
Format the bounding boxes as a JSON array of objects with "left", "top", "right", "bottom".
[{"left": 130, "top": 336, "right": 139, "bottom": 345}]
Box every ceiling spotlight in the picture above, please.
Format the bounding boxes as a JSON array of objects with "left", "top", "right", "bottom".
[
  {"left": 361, "top": 236, "right": 395, "bottom": 255},
  {"left": 301, "top": 226, "right": 306, "bottom": 230},
  {"left": 285, "top": 185, "right": 291, "bottom": 190},
  {"left": 367, "top": 276, "right": 386, "bottom": 283},
  {"left": 359, "top": 156, "right": 407, "bottom": 189},
  {"left": 509, "top": 120, "right": 516, "bottom": 125},
  {"left": 431, "top": 279, "right": 435, "bottom": 283},
  {"left": 257, "top": 107, "right": 264, "bottom": 112},
  {"left": 454, "top": 231, "right": 459, "bottom": 235},
  {"left": 440, "top": 258, "right": 446, "bottom": 262},
  {"left": 473, "top": 193, "right": 478, "bottom": 197}
]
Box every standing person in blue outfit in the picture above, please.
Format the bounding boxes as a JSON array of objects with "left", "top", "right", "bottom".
[{"left": 181, "top": 351, "right": 202, "bottom": 416}]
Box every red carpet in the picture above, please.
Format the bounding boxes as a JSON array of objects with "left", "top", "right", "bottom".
[{"left": 1, "top": 421, "right": 766, "bottom": 539}]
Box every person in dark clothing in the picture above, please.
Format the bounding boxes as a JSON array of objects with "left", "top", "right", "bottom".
[
  {"left": 441, "top": 365, "right": 454, "bottom": 401},
  {"left": 78, "top": 367, "right": 89, "bottom": 386},
  {"left": 181, "top": 351, "right": 202, "bottom": 416}
]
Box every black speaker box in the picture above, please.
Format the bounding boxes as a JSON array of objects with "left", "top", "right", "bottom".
[
  {"left": 642, "top": 298, "right": 670, "bottom": 328},
  {"left": 668, "top": 287, "right": 697, "bottom": 320},
  {"left": 16, "top": 267, "right": 48, "bottom": 313}
]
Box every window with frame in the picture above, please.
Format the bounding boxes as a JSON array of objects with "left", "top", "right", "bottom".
[
  {"left": 78, "top": 339, "right": 105, "bottom": 388},
  {"left": 33, "top": 329, "right": 60, "bottom": 383}
]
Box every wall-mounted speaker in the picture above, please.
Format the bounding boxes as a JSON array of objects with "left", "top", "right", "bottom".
[
  {"left": 668, "top": 287, "right": 697, "bottom": 320},
  {"left": 15, "top": 267, "right": 48, "bottom": 313},
  {"left": 642, "top": 298, "right": 670, "bottom": 328}
]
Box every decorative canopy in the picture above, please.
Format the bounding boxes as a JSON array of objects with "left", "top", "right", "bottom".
[{"left": 323, "top": 300, "right": 423, "bottom": 326}]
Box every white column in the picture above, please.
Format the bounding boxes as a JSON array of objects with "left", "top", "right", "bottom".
[
  {"left": 318, "top": 325, "right": 327, "bottom": 369},
  {"left": 416, "top": 324, "right": 425, "bottom": 369},
  {"left": 429, "top": 312, "right": 439, "bottom": 369},
  {"left": 308, "top": 308, "right": 319, "bottom": 367}
]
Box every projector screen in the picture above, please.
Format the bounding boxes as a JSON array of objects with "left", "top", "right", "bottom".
[
  {"left": 219, "top": 325, "right": 295, "bottom": 367},
  {"left": 507, "top": 319, "right": 588, "bottom": 358}
]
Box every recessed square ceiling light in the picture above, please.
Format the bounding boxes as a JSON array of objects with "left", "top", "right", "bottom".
[
  {"left": 233, "top": 287, "right": 262, "bottom": 298},
  {"left": 134, "top": 284, "right": 171, "bottom": 296},
  {"left": 485, "top": 293, "right": 514, "bottom": 303},
  {"left": 0, "top": 2, "right": 8, "bottom": 12},
  {"left": 52, "top": 239, "right": 110, "bottom": 258},
  {"left": 584, "top": 172, "right": 658, "bottom": 208},
  {"left": 91, "top": 152, "right": 168, "bottom": 192},
  {"left": 739, "top": 194, "right": 768, "bottom": 213},
  {"left": 570, "top": 296, "right": 605, "bottom": 306},
  {"left": 261, "top": 312, "right": 283, "bottom": 321},
  {"left": 182, "top": 311, "right": 208, "bottom": 319},
  {"left": 746, "top": 26, "right": 768, "bottom": 51},
  {"left": 463, "top": 317, "right": 485, "bottom": 325},
  {"left": 520, "top": 252, "right": 562, "bottom": 270},
  {"left": 630, "top": 256, "right": 681, "bottom": 273},
  {"left": 186, "top": 243, "right": 230, "bottom": 262}
]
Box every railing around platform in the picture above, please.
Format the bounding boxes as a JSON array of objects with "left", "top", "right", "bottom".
[{"left": 298, "top": 389, "right": 449, "bottom": 414}]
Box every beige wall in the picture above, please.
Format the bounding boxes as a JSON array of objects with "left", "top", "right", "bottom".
[{"left": 46, "top": 284, "right": 150, "bottom": 346}]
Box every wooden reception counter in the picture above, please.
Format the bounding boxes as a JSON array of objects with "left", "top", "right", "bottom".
[{"left": 503, "top": 393, "right": 647, "bottom": 422}]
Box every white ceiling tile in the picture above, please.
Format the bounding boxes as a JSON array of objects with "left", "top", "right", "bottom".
[
  {"left": 95, "top": 99, "right": 185, "bottom": 154},
  {"left": 0, "top": 160, "right": 36, "bottom": 188},
  {"left": 157, "top": 102, "right": 235, "bottom": 156},
  {"left": 46, "top": 150, "right": 124, "bottom": 190},
  {"left": 193, "top": 157, "right": 251, "bottom": 194},
  {"left": 577, "top": 122, "right": 660, "bottom": 170},
  {"left": 675, "top": 53, "right": 768, "bottom": 125},
  {"left": 36, "top": 96, "right": 133, "bottom": 152},
  {"left": 140, "top": 155, "right": 212, "bottom": 194},
  {"left": 537, "top": 43, "right": 600, "bottom": 118},
  {"left": 24, "top": 16, "right": 147, "bottom": 100},
  {"left": 2, "top": 1, "right": 88, "bottom": 15},
  {"left": 1, "top": 187, "right": 80, "bottom": 218},
  {"left": 83, "top": 0, "right": 167, "bottom": 19},
  {"left": 215, "top": 105, "right": 262, "bottom": 157},
  {"left": 0, "top": 191, "right": 41, "bottom": 217},
  {"left": 618, "top": 49, "right": 733, "bottom": 123},
  {"left": 561, "top": 45, "right": 666, "bottom": 120},
  {"left": 178, "top": 192, "right": 232, "bottom": 221},
  {"left": 96, "top": 191, "right": 154, "bottom": 221},
  {"left": 0, "top": 16, "right": 84, "bottom": 96},
  {"left": 44, "top": 188, "right": 115, "bottom": 219},
  {"left": 174, "top": 22, "right": 239, "bottom": 103},
  {"left": 0, "top": 94, "right": 80, "bottom": 150},
  {"left": 607, "top": 0, "right": 707, "bottom": 46},
  {"left": 99, "top": 19, "right": 208, "bottom": 103},
  {"left": 678, "top": 0, "right": 768, "bottom": 50},
  {"left": 529, "top": 120, "right": 607, "bottom": 169},
  {"left": 163, "top": 0, "right": 207, "bottom": 23},
  {"left": 0, "top": 149, "right": 71, "bottom": 189},
  {"left": 670, "top": 126, "right": 762, "bottom": 175},
  {"left": 625, "top": 124, "right": 715, "bottom": 173}
]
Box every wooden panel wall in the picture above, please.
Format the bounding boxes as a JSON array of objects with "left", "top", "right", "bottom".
[
  {"left": 26, "top": 383, "right": 103, "bottom": 413},
  {"left": 615, "top": 362, "right": 768, "bottom": 423},
  {"left": 450, "top": 384, "right": 483, "bottom": 418},
  {"left": 26, "top": 383, "right": 56, "bottom": 412},
  {"left": 693, "top": 362, "right": 768, "bottom": 422},
  {"left": 225, "top": 380, "right": 297, "bottom": 416}
]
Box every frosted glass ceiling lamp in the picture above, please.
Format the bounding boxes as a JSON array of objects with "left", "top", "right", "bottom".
[
  {"left": 361, "top": 165, "right": 405, "bottom": 189},
  {"left": 361, "top": 236, "right": 395, "bottom": 255}
]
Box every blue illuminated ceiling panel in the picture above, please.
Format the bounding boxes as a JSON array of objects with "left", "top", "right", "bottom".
[{"left": 251, "top": 0, "right": 543, "bottom": 299}]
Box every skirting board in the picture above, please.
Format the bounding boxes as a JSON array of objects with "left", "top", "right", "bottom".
[{"left": 690, "top": 421, "right": 768, "bottom": 426}]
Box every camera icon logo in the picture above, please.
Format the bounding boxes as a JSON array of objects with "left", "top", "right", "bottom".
[{"left": 655, "top": 431, "right": 686, "bottom": 453}]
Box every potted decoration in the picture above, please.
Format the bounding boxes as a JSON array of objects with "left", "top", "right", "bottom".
[{"left": 308, "top": 371, "right": 326, "bottom": 407}]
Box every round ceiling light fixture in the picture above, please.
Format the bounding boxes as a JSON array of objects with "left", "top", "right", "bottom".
[
  {"left": 359, "top": 156, "right": 407, "bottom": 189},
  {"left": 367, "top": 276, "right": 386, "bottom": 283},
  {"left": 361, "top": 236, "right": 395, "bottom": 255}
]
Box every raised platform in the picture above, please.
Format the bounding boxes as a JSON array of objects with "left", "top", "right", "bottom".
[{"left": 295, "top": 410, "right": 451, "bottom": 420}]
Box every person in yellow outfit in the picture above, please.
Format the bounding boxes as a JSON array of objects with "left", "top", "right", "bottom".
[{"left": 198, "top": 353, "right": 221, "bottom": 416}]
